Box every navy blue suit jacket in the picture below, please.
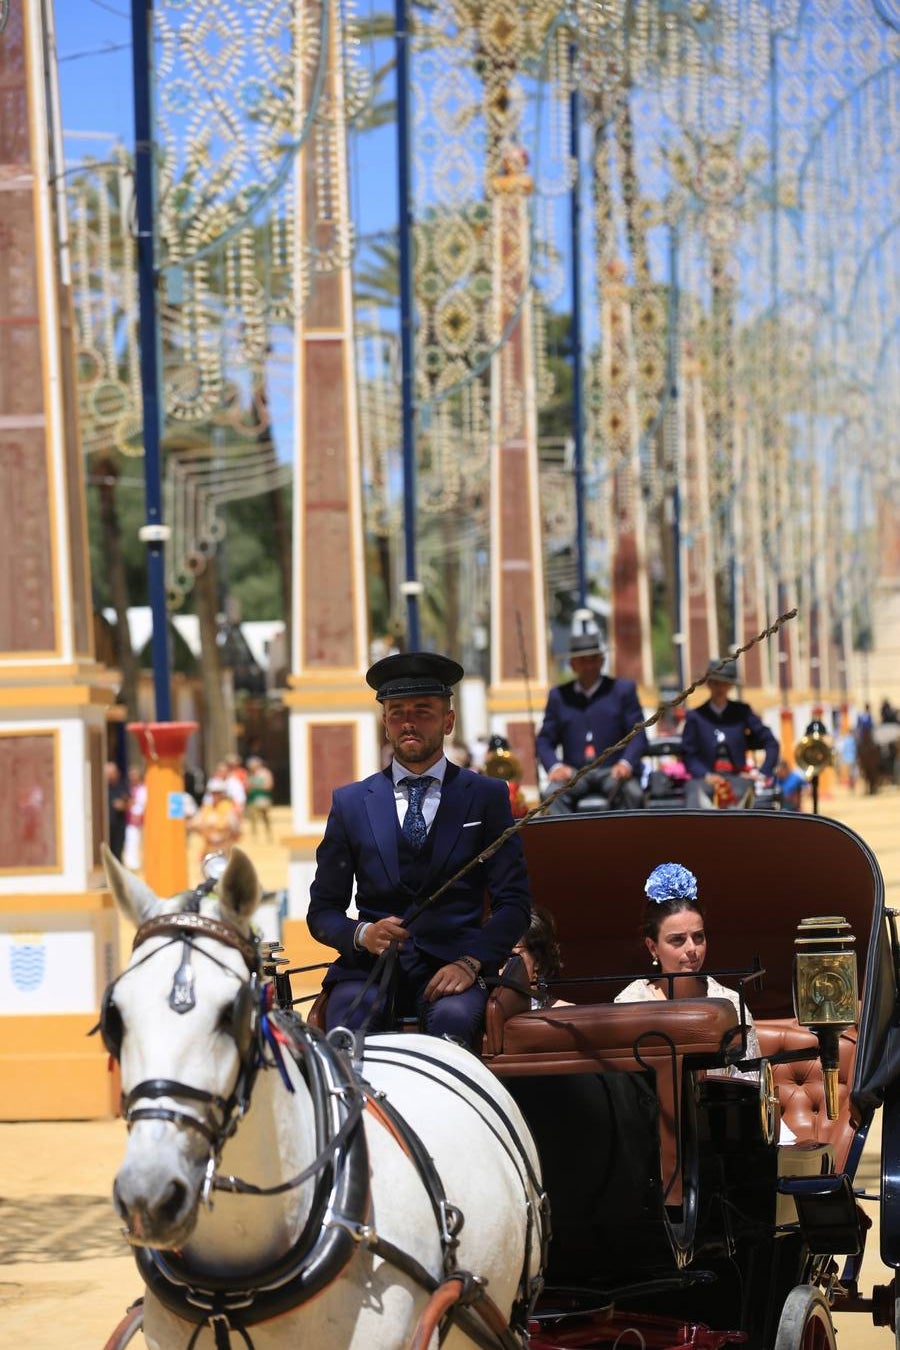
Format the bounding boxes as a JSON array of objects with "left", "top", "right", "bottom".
[
  {"left": 307, "top": 762, "right": 532, "bottom": 982},
  {"left": 681, "top": 700, "right": 779, "bottom": 779},
  {"left": 536, "top": 677, "right": 649, "bottom": 773}
]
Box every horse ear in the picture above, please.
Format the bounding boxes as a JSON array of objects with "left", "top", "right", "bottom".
[
  {"left": 102, "top": 842, "right": 164, "bottom": 927},
  {"left": 217, "top": 847, "right": 262, "bottom": 924}
]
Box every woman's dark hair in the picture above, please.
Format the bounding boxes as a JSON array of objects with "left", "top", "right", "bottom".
[
  {"left": 521, "top": 906, "right": 563, "bottom": 982},
  {"left": 641, "top": 896, "right": 705, "bottom": 943}
]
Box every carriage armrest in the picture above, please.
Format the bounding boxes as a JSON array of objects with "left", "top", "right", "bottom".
[
  {"left": 306, "top": 988, "right": 328, "bottom": 1032},
  {"left": 484, "top": 979, "right": 532, "bottom": 1056},
  {"left": 756, "top": 1020, "right": 859, "bottom": 1174}
]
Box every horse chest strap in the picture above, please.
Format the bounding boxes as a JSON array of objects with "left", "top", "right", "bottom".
[
  {"left": 364, "top": 1094, "right": 412, "bottom": 1157},
  {"left": 362, "top": 1087, "right": 463, "bottom": 1271}
]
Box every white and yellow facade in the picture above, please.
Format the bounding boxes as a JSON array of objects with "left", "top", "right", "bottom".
[{"left": 0, "top": 1, "right": 118, "bottom": 1118}]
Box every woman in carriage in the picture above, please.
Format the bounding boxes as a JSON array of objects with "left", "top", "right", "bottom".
[{"left": 614, "top": 861, "right": 762, "bottom": 1079}]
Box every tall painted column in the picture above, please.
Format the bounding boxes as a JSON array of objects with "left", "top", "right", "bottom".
[
  {"left": 486, "top": 149, "right": 548, "bottom": 786},
  {"left": 680, "top": 351, "right": 718, "bottom": 678},
  {"left": 0, "top": 0, "right": 118, "bottom": 1118},
  {"left": 733, "top": 412, "right": 766, "bottom": 690},
  {"left": 599, "top": 262, "right": 653, "bottom": 688},
  {"left": 870, "top": 494, "right": 900, "bottom": 709},
  {"left": 283, "top": 0, "right": 375, "bottom": 945}
]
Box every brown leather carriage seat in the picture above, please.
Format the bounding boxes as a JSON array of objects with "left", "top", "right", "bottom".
[
  {"left": 483, "top": 995, "right": 742, "bottom": 1203},
  {"left": 756, "top": 1018, "right": 859, "bottom": 1172},
  {"left": 483, "top": 995, "right": 741, "bottom": 1071}
]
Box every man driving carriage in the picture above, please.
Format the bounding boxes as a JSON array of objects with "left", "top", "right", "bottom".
[
  {"left": 681, "top": 657, "right": 779, "bottom": 808},
  {"left": 307, "top": 651, "right": 532, "bottom": 1047},
  {"left": 536, "top": 628, "right": 649, "bottom": 812}
]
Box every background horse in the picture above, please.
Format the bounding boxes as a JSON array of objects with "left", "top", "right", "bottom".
[
  {"left": 101, "top": 846, "right": 545, "bottom": 1349},
  {"left": 856, "top": 727, "right": 883, "bottom": 795}
]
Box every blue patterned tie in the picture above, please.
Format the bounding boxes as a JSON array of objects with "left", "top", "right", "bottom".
[{"left": 401, "top": 775, "right": 435, "bottom": 850}]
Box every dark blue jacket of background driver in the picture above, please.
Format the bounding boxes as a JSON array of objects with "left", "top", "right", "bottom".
[
  {"left": 681, "top": 699, "right": 779, "bottom": 780},
  {"left": 536, "top": 676, "right": 649, "bottom": 773},
  {"left": 307, "top": 762, "right": 532, "bottom": 983}
]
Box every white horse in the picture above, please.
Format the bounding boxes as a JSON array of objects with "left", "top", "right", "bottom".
[{"left": 101, "top": 846, "right": 547, "bottom": 1350}]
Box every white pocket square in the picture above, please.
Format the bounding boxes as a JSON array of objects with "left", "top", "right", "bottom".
[{"left": 463, "top": 820, "right": 482, "bottom": 828}]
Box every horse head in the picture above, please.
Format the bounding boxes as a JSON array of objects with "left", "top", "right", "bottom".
[{"left": 101, "top": 844, "right": 263, "bottom": 1249}]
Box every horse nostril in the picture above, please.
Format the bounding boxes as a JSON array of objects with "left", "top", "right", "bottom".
[
  {"left": 159, "top": 1178, "right": 188, "bottom": 1226},
  {"left": 113, "top": 1180, "right": 129, "bottom": 1221}
]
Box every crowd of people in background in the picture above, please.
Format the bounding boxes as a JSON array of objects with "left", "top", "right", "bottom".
[
  {"left": 104, "top": 750, "right": 278, "bottom": 872},
  {"left": 103, "top": 677, "right": 897, "bottom": 876}
]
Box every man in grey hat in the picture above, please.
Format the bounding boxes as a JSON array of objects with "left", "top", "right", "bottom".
[
  {"left": 681, "top": 657, "right": 779, "bottom": 808},
  {"left": 535, "top": 632, "right": 649, "bottom": 812},
  {"left": 307, "top": 652, "right": 532, "bottom": 1047}
]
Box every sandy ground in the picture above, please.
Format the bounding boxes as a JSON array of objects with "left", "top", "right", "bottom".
[{"left": 1, "top": 789, "right": 898, "bottom": 1347}]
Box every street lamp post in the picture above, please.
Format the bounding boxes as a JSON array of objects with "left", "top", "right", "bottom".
[
  {"left": 394, "top": 0, "right": 421, "bottom": 649},
  {"left": 569, "top": 43, "right": 587, "bottom": 611},
  {"left": 130, "top": 0, "right": 171, "bottom": 720},
  {"left": 129, "top": 1, "right": 196, "bottom": 893}
]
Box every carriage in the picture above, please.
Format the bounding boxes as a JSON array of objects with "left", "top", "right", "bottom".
[
  {"left": 488, "top": 808, "right": 897, "bottom": 1349},
  {"left": 99, "top": 806, "right": 899, "bottom": 1350}
]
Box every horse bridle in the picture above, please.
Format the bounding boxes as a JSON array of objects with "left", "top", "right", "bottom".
[{"left": 96, "top": 912, "right": 263, "bottom": 1157}]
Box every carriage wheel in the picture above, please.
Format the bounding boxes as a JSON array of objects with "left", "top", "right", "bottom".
[
  {"left": 772, "top": 1286, "right": 837, "bottom": 1350},
  {"left": 102, "top": 1301, "right": 144, "bottom": 1350}
]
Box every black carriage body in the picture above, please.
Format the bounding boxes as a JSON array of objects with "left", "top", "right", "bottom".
[{"left": 482, "top": 809, "right": 895, "bottom": 1350}]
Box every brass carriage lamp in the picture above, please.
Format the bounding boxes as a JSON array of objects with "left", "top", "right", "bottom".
[{"left": 792, "top": 916, "right": 858, "bottom": 1120}]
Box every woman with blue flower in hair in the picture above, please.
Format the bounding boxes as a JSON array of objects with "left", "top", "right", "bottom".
[{"left": 614, "top": 862, "right": 761, "bottom": 1078}]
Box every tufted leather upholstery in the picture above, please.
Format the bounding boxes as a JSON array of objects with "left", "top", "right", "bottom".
[{"left": 756, "top": 1019, "right": 858, "bottom": 1172}]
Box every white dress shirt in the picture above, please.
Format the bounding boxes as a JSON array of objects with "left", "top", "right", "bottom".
[{"left": 391, "top": 757, "right": 447, "bottom": 834}]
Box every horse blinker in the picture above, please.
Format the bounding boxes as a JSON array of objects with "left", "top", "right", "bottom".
[
  {"left": 228, "top": 977, "right": 258, "bottom": 1061},
  {"left": 99, "top": 983, "right": 124, "bottom": 1060}
]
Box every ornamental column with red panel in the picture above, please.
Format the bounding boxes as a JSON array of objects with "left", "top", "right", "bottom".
[
  {"left": 870, "top": 492, "right": 900, "bottom": 709},
  {"left": 679, "top": 350, "right": 718, "bottom": 679},
  {"left": 733, "top": 411, "right": 766, "bottom": 691},
  {"left": 486, "top": 151, "right": 548, "bottom": 785},
  {"left": 0, "top": 0, "right": 119, "bottom": 1119},
  {"left": 600, "top": 263, "right": 653, "bottom": 688},
  {"left": 282, "top": 0, "right": 375, "bottom": 959}
]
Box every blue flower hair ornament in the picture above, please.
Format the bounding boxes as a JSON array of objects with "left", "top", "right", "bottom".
[{"left": 644, "top": 862, "right": 698, "bottom": 904}]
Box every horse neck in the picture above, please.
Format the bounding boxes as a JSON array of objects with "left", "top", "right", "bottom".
[{"left": 186, "top": 1050, "right": 317, "bottom": 1274}]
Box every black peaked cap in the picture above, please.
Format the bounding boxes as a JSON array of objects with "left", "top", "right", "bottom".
[{"left": 366, "top": 651, "right": 464, "bottom": 703}]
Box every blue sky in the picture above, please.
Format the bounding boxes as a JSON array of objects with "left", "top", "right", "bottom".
[
  {"left": 55, "top": 3, "right": 399, "bottom": 242},
  {"left": 55, "top": 2, "right": 135, "bottom": 154}
]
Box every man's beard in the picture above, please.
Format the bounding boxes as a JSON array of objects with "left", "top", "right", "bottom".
[{"left": 392, "top": 732, "right": 440, "bottom": 766}]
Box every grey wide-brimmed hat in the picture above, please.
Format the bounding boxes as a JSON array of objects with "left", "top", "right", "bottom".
[
  {"left": 568, "top": 632, "right": 607, "bottom": 659},
  {"left": 705, "top": 657, "right": 738, "bottom": 684},
  {"left": 366, "top": 651, "right": 464, "bottom": 703}
]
